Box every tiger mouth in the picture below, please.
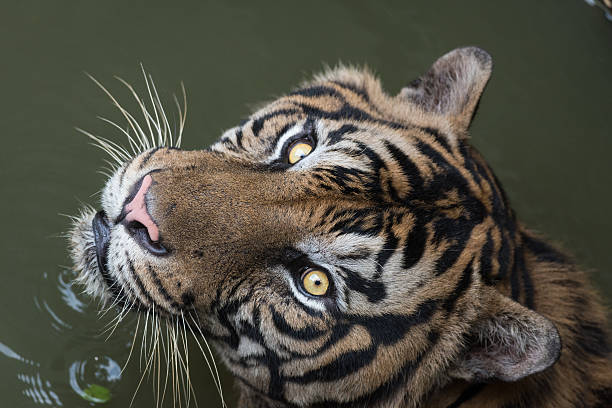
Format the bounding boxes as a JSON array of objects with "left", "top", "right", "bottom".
[
  {"left": 91, "top": 210, "right": 117, "bottom": 296},
  {"left": 69, "top": 208, "right": 112, "bottom": 303}
]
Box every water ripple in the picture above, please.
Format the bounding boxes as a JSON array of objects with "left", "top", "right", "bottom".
[{"left": 18, "top": 373, "right": 63, "bottom": 406}]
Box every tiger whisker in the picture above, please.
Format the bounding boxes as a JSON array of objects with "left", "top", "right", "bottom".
[
  {"left": 86, "top": 73, "right": 152, "bottom": 153},
  {"left": 192, "top": 312, "right": 225, "bottom": 400},
  {"left": 97, "top": 292, "right": 127, "bottom": 321},
  {"left": 148, "top": 73, "right": 174, "bottom": 149},
  {"left": 97, "top": 283, "right": 131, "bottom": 319},
  {"left": 115, "top": 74, "right": 161, "bottom": 151},
  {"left": 129, "top": 309, "right": 160, "bottom": 408},
  {"left": 173, "top": 82, "right": 187, "bottom": 148},
  {"left": 159, "top": 319, "right": 171, "bottom": 407},
  {"left": 121, "top": 312, "right": 141, "bottom": 374},
  {"left": 180, "top": 317, "right": 195, "bottom": 408},
  {"left": 102, "top": 299, "right": 134, "bottom": 341},
  {"left": 139, "top": 66, "right": 165, "bottom": 149},
  {"left": 175, "top": 315, "right": 197, "bottom": 408},
  {"left": 77, "top": 128, "right": 131, "bottom": 164},
  {"left": 154, "top": 312, "right": 163, "bottom": 407},
  {"left": 97, "top": 116, "right": 141, "bottom": 157},
  {"left": 189, "top": 313, "right": 226, "bottom": 407},
  {"left": 140, "top": 309, "right": 150, "bottom": 372}
]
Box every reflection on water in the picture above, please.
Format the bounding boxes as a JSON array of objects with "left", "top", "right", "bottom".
[
  {"left": 1, "top": 341, "right": 62, "bottom": 406},
  {"left": 58, "top": 270, "right": 87, "bottom": 314},
  {"left": 18, "top": 373, "right": 63, "bottom": 406},
  {"left": 0, "top": 342, "right": 37, "bottom": 366},
  {"left": 584, "top": 0, "right": 612, "bottom": 21}
]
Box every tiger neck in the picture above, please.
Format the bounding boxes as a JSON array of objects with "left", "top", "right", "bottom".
[{"left": 425, "top": 229, "right": 612, "bottom": 408}]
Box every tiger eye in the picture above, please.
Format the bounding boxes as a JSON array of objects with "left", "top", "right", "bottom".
[
  {"left": 288, "top": 142, "right": 313, "bottom": 164},
  {"left": 301, "top": 269, "right": 329, "bottom": 296}
]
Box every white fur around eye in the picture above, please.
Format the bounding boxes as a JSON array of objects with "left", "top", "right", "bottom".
[
  {"left": 285, "top": 120, "right": 326, "bottom": 171},
  {"left": 266, "top": 122, "right": 307, "bottom": 163},
  {"left": 284, "top": 274, "right": 329, "bottom": 313}
]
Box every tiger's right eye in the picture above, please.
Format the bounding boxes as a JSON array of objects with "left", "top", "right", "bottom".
[{"left": 287, "top": 140, "right": 313, "bottom": 164}]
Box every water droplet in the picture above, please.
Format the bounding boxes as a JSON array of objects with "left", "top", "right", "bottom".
[{"left": 69, "top": 355, "right": 121, "bottom": 403}]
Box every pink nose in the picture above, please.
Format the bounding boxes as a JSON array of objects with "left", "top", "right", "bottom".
[{"left": 124, "top": 175, "right": 160, "bottom": 242}]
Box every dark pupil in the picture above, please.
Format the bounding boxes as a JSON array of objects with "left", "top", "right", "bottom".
[{"left": 314, "top": 279, "right": 321, "bottom": 286}]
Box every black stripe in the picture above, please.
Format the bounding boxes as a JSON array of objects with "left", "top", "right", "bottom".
[
  {"left": 138, "top": 147, "right": 161, "bottom": 169},
  {"left": 510, "top": 248, "right": 522, "bottom": 302},
  {"left": 480, "top": 230, "right": 494, "bottom": 284},
  {"left": 251, "top": 109, "right": 300, "bottom": 137},
  {"left": 422, "top": 126, "right": 452, "bottom": 155},
  {"left": 383, "top": 140, "right": 424, "bottom": 199},
  {"left": 496, "top": 230, "right": 512, "bottom": 280},
  {"left": 373, "top": 215, "right": 400, "bottom": 279},
  {"left": 330, "top": 80, "right": 370, "bottom": 102},
  {"left": 327, "top": 124, "right": 359, "bottom": 145},
  {"left": 443, "top": 259, "right": 474, "bottom": 314},
  {"left": 115, "top": 263, "right": 147, "bottom": 311},
  {"left": 309, "top": 331, "right": 440, "bottom": 408},
  {"left": 235, "top": 129, "right": 244, "bottom": 149},
  {"left": 402, "top": 217, "right": 427, "bottom": 270},
  {"left": 147, "top": 264, "right": 179, "bottom": 310},
  {"left": 269, "top": 305, "right": 328, "bottom": 341},
  {"left": 126, "top": 255, "right": 156, "bottom": 308},
  {"left": 518, "top": 250, "right": 534, "bottom": 309},
  {"left": 432, "top": 218, "right": 472, "bottom": 276},
  {"left": 354, "top": 141, "right": 388, "bottom": 199},
  {"left": 267, "top": 121, "right": 297, "bottom": 154},
  {"left": 521, "top": 233, "right": 568, "bottom": 264},
  {"left": 415, "top": 141, "right": 474, "bottom": 201},
  {"left": 340, "top": 266, "right": 386, "bottom": 303},
  {"left": 290, "top": 85, "right": 340, "bottom": 98},
  {"left": 295, "top": 100, "right": 407, "bottom": 131},
  {"left": 287, "top": 299, "right": 438, "bottom": 385},
  {"left": 446, "top": 384, "right": 486, "bottom": 408}
]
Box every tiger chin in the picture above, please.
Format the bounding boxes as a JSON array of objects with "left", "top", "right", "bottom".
[{"left": 69, "top": 47, "right": 612, "bottom": 408}]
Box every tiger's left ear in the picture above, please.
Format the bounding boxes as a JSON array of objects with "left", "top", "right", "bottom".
[
  {"left": 450, "top": 288, "right": 561, "bottom": 383},
  {"left": 399, "top": 47, "right": 492, "bottom": 132}
]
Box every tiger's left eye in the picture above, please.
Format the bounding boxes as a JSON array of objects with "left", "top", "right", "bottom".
[
  {"left": 301, "top": 269, "right": 329, "bottom": 296},
  {"left": 287, "top": 140, "right": 313, "bottom": 164}
]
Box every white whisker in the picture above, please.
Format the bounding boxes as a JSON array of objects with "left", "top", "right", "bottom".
[
  {"left": 121, "top": 313, "right": 141, "bottom": 374},
  {"left": 188, "top": 313, "right": 226, "bottom": 407},
  {"left": 97, "top": 117, "right": 140, "bottom": 157},
  {"left": 148, "top": 74, "right": 173, "bottom": 149}
]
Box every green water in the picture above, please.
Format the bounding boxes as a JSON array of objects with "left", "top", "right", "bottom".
[{"left": 1, "top": 1, "right": 610, "bottom": 407}]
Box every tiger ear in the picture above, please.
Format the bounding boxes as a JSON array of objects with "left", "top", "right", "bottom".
[
  {"left": 450, "top": 289, "right": 561, "bottom": 382},
  {"left": 399, "top": 47, "right": 492, "bottom": 132}
]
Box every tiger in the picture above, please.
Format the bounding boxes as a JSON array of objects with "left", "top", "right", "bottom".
[{"left": 69, "top": 47, "right": 612, "bottom": 407}]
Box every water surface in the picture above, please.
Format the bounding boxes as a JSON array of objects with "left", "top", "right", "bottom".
[{"left": 1, "top": 1, "right": 611, "bottom": 406}]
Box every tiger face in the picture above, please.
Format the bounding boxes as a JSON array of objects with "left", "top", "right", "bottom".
[{"left": 70, "top": 47, "right": 561, "bottom": 407}]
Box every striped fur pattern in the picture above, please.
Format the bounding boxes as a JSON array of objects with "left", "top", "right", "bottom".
[{"left": 70, "top": 48, "right": 611, "bottom": 407}]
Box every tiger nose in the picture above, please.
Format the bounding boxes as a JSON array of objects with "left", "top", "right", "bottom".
[{"left": 122, "top": 174, "right": 167, "bottom": 255}]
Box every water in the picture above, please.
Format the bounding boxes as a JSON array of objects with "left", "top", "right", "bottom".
[{"left": 1, "top": 1, "right": 610, "bottom": 406}]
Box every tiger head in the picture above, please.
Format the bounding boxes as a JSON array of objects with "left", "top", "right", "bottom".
[{"left": 70, "top": 47, "right": 561, "bottom": 407}]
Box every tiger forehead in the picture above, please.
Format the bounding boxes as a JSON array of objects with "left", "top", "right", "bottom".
[
  {"left": 239, "top": 81, "right": 375, "bottom": 151},
  {"left": 218, "top": 78, "right": 451, "bottom": 160}
]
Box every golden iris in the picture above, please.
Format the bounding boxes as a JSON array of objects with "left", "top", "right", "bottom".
[
  {"left": 301, "top": 269, "right": 329, "bottom": 296},
  {"left": 288, "top": 142, "right": 313, "bottom": 164}
]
